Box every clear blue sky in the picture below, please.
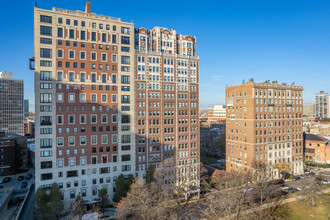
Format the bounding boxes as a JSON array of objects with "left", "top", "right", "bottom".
[{"left": 1, "top": 0, "right": 329, "bottom": 111}]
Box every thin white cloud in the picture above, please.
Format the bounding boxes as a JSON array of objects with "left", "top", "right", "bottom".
[{"left": 212, "top": 75, "right": 223, "bottom": 81}]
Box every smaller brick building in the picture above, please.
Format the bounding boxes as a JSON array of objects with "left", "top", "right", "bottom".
[
  {"left": 304, "top": 133, "right": 330, "bottom": 164},
  {"left": 0, "top": 131, "right": 28, "bottom": 176}
]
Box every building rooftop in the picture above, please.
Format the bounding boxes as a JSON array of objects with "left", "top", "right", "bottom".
[
  {"left": 304, "top": 133, "right": 328, "bottom": 142},
  {"left": 0, "top": 132, "right": 25, "bottom": 140}
]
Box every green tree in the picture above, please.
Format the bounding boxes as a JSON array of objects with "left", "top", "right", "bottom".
[
  {"left": 98, "top": 188, "right": 108, "bottom": 215},
  {"left": 34, "top": 187, "right": 49, "bottom": 220},
  {"left": 146, "top": 164, "right": 156, "bottom": 183},
  {"left": 113, "top": 174, "right": 134, "bottom": 203},
  {"left": 49, "top": 183, "right": 64, "bottom": 219}
]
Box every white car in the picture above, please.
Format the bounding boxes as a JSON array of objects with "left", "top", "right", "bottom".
[
  {"left": 322, "top": 180, "right": 330, "bottom": 185},
  {"left": 281, "top": 184, "right": 289, "bottom": 190},
  {"left": 0, "top": 178, "right": 3, "bottom": 184},
  {"left": 243, "top": 187, "right": 253, "bottom": 192}
]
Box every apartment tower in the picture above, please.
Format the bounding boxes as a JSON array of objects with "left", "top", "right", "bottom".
[
  {"left": 34, "top": 2, "right": 199, "bottom": 207},
  {"left": 34, "top": 3, "right": 135, "bottom": 207},
  {"left": 134, "top": 27, "right": 200, "bottom": 191},
  {"left": 0, "top": 71, "right": 24, "bottom": 136},
  {"left": 226, "top": 79, "right": 304, "bottom": 178},
  {"left": 315, "top": 91, "right": 329, "bottom": 119}
]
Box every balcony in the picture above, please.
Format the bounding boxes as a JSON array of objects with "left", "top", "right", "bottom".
[{"left": 29, "top": 57, "right": 35, "bottom": 70}]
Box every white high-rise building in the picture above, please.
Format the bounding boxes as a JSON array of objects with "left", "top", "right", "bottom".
[{"left": 315, "top": 91, "right": 329, "bottom": 118}]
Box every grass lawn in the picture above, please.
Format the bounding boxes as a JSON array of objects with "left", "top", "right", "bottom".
[
  {"left": 275, "top": 193, "right": 330, "bottom": 220},
  {"left": 200, "top": 156, "right": 219, "bottom": 165}
]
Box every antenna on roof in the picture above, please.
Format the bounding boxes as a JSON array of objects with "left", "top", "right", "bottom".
[{"left": 35, "top": 1, "right": 37, "bottom": 7}]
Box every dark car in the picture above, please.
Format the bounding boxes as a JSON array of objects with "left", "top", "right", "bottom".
[
  {"left": 0, "top": 185, "right": 3, "bottom": 188},
  {"left": 21, "top": 181, "right": 28, "bottom": 188},
  {"left": 279, "top": 191, "right": 289, "bottom": 196},
  {"left": 4, "top": 177, "right": 11, "bottom": 183},
  {"left": 274, "top": 179, "right": 285, "bottom": 185},
  {"left": 293, "top": 176, "right": 301, "bottom": 181},
  {"left": 18, "top": 176, "right": 25, "bottom": 181},
  {"left": 288, "top": 188, "right": 298, "bottom": 194},
  {"left": 25, "top": 173, "right": 33, "bottom": 180}
]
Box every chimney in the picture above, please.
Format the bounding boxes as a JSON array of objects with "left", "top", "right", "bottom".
[{"left": 85, "top": 0, "right": 91, "bottom": 13}]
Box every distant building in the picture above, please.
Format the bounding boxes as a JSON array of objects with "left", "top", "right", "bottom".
[
  {"left": 207, "top": 105, "right": 226, "bottom": 119},
  {"left": 304, "top": 133, "right": 330, "bottom": 164},
  {"left": 0, "top": 131, "right": 28, "bottom": 176},
  {"left": 309, "top": 119, "right": 330, "bottom": 139},
  {"left": 24, "top": 117, "right": 35, "bottom": 138},
  {"left": 226, "top": 79, "right": 304, "bottom": 178},
  {"left": 0, "top": 72, "right": 24, "bottom": 136},
  {"left": 303, "top": 104, "right": 315, "bottom": 117},
  {"left": 24, "top": 99, "right": 29, "bottom": 117},
  {"left": 315, "top": 91, "right": 329, "bottom": 119}
]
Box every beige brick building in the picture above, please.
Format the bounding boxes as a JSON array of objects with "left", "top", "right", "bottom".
[{"left": 226, "top": 79, "right": 304, "bottom": 178}]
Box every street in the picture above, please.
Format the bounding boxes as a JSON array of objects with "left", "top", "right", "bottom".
[{"left": 19, "top": 184, "right": 35, "bottom": 220}]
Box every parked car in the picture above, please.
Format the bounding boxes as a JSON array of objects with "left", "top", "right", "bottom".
[
  {"left": 279, "top": 191, "right": 289, "bottom": 196},
  {"left": 296, "top": 186, "right": 302, "bottom": 191},
  {"left": 243, "top": 187, "right": 253, "bottom": 192},
  {"left": 0, "top": 178, "right": 3, "bottom": 184},
  {"left": 0, "top": 185, "right": 3, "bottom": 188},
  {"left": 281, "top": 184, "right": 289, "bottom": 190},
  {"left": 288, "top": 188, "right": 298, "bottom": 193},
  {"left": 322, "top": 180, "right": 330, "bottom": 185},
  {"left": 3, "top": 177, "right": 11, "bottom": 183},
  {"left": 18, "top": 176, "right": 25, "bottom": 181},
  {"left": 25, "top": 173, "right": 33, "bottom": 180},
  {"left": 21, "top": 181, "right": 28, "bottom": 189},
  {"left": 293, "top": 176, "right": 301, "bottom": 181},
  {"left": 274, "top": 179, "right": 285, "bottom": 185}
]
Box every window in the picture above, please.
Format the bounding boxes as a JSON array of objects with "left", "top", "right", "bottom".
[
  {"left": 121, "top": 56, "right": 130, "bottom": 64},
  {"left": 40, "top": 71, "right": 52, "bottom": 81},
  {"left": 121, "top": 36, "right": 130, "bottom": 44},
  {"left": 40, "top": 15, "right": 52, "bottom": 23},
  {"left": 40, "top": 38, "right": 52, "bottom": 44},
  {"left": 69, "top": 51, "right": 74, "bottom": 59},
  {"left": 92, "top": 32, "right": 96, "bottom": 41},
  {"left": 121, "top": 75, "right": 130, "bottom": 84},
  {"left": 40, "top": 48, "right": 52, "bottom": 58},
  {"left": 40, "top": 26, "right": 52, "bottom": 36},
  {"left": 40, "top": 138, "right": 52, "bottom": 148},
  {"left": 102, "top": 33, "right": 107, "bottom": 42},
  {"left": 57, "top": 27, "right": 63, "bottom": 37},
  {"left": 121, "top": 27, "right": 130, "bottom": 34},
  {"left": 112, "top": 54, "right": 117, "bottom": 62},
  {"left": 40, "top": 60, "right": 52, "bottom": 67},
  {"left": 40, "top": 93, "right": 52, "bottom": 103},
  {"left": 40, "top": 116, "right": 52, "bottom": 125},
  {"left": 112, "top": 35, "right": 117, "bottom": 43},
  {"left": 121, "top": 46, "right": 130, "bottom": 52},
  {"left": 121, "top": 95, "right": 130, "bottom": 103}
]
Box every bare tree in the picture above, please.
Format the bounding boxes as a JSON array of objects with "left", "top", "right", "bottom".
[
  {"left": 115, "top": 159, "right": 198, "bottom": 220},
  {"left": 196, "top": 171, "right": 252, "bottom": 220},
  {"left": 252, "top": 162, "right": 274, "bottom": 204},
  {"left": 298, "top": 175, "right": 324, "bottom": 206}
]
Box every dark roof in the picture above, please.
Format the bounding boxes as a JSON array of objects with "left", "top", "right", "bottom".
[{"left": 304, "top": 133, "right": 327, "bottom": 142}]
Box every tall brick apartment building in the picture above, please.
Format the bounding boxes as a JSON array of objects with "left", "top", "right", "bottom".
[
  {"left": 134, "top": 27, "right": 199, "bottom": 189},
  {"left": 226, "top": 79, "right": 304, "bottom": 179},
  {"left": 34, "top": 2, "right": 199, "bottom": 207}
]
